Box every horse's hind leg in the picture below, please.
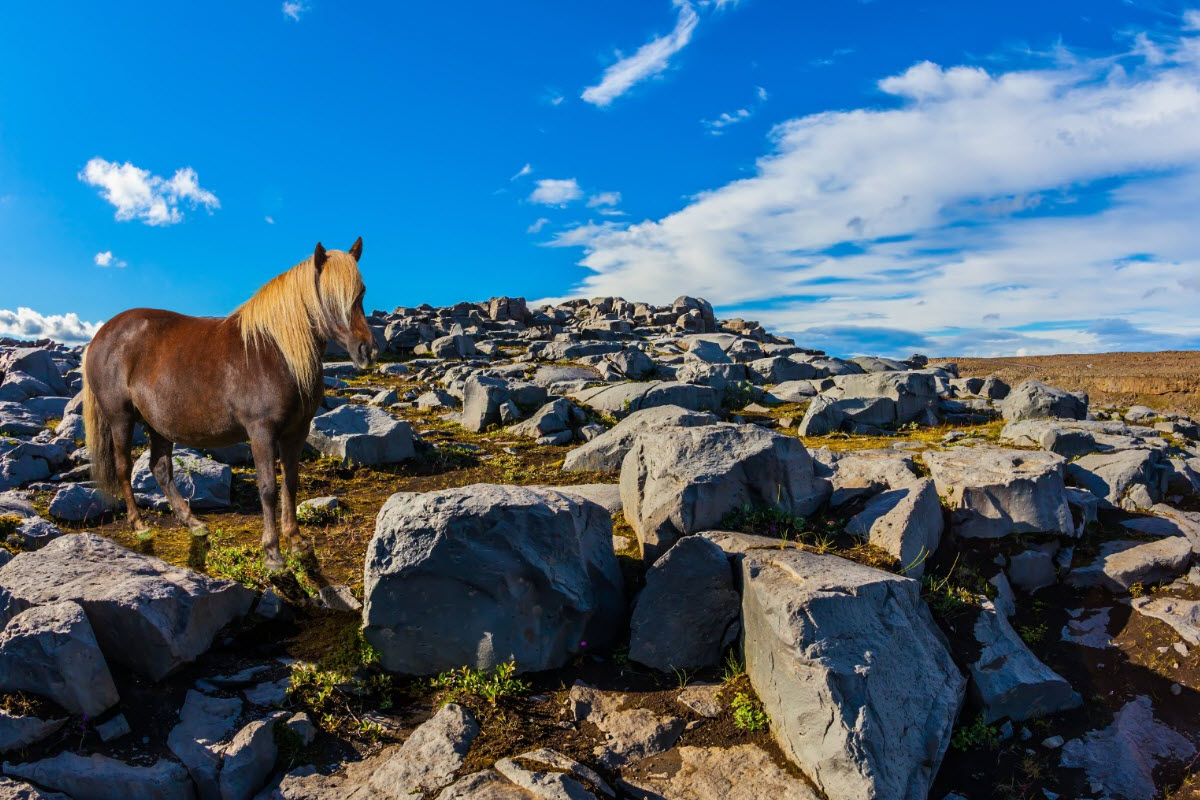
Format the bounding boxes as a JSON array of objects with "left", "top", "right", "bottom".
[
  {"left": 248, "top": 428, "right": 285, "bottom": 571},
  {"left": 148, "top": 431, "right": 207, "bottom": 535},
  {"left": 109, "top": 413, "right": 147, "bottom": 534}
]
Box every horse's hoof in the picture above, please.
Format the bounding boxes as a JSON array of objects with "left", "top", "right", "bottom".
[
  {"left": 264, "top": 552, "right": 286, "bottom": 573},
  {"left": 190, "top": 526, "right": 209, "bottom": 538},
  {"left": 136, "top": 530, "right": 154, "bottom": 542}
]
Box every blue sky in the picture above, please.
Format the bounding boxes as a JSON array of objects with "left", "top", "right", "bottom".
[{"left": 2, "top": 1, "right": 1199, "bottom": 357}]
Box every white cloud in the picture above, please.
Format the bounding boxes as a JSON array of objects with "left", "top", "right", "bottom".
[
  {"left": 756, "top": 85, "right": 769, "bottom": 101},
  {"left": 527, "top": 217, "right": 551, "bottom": 234},
  {"left": 582, "top": 1, "right": 700, "bottom": 107},
  {"left": 265, "top": 215, "right": 275, "bottom": 225},
  {"left": 702, "top": 107, "right": 751, "bottom": 133},
  {"left": 587, "top": 191, "right": 622, "bottom": 208},
  {"left": 0, "top": 307, "right": 101, "bottom": 344},
  {"left": 282, "top": 1, "right": 309, "bottom": 21},
  {"left": 551, "top": 27, "right": 1200, "bottom": 357},
  {"left": 79, "top": 158, "right": 219, "bottom": 226},
  {"left": 1185, "top": 9, "right": 1200, "bottom": 31},
  {"left": 93, "top": 251, "right": 126, "bottom": 268},
  {"left": 529, "top": 178, "right": 583, "bottom": 206},
  {"left": 511, "top": 163, "right": 533, "bottom": 181}
]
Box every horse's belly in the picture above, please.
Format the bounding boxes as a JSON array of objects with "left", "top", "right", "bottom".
[{"left": 131, "top": 389, "right": 246, "bottom": 448}]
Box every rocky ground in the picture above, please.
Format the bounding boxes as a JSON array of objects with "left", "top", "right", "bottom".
[
  {"left": 1, "top": 297, "right": 1200, "bottom": 799},
  {"left": 952, "top": 351, "right": 1200, "bottom": 417}
]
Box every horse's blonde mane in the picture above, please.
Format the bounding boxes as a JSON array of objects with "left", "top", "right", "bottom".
[{"left": 234, "top": 251, "right": 364, "bottom": 395}]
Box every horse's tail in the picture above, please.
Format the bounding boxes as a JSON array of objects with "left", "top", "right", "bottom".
[{"left": 81, "top": 350, "right": 121, "bottom": 498}]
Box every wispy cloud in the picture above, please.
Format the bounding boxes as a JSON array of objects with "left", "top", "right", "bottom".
[
  {"left": 0, "top": 307, "right": 101, "bottom": 343},
  {"left": 529, "top": 178, "right": 583, "bottom": 206},
  {"left": 581, "top": 1, "right": 700, "bottom": 107},
  {"left": 702, "top": 85, "right": 769, "bottom": 134},
  {"left": 511, "top": 163, "right": 533, "bottom": 181},
  {"left": 527, "top": 217, "right": 551, "bottom": 234},
  {"left": 587, "top": 191, "right": 622, "bottom": 208},
  {"left": 282, "top": 1, "right": 309, "bottom": 22},
  {"left": 93, "top": 251, "right": 126, "bottom": 268},
  {"left": 79, "top": 158, "right": 219, "bottom": 226},
  {"left": 552, "top": 26, "right": 1200, "bottom": 357},
  {"left": 265, "top": 215, "right": 275, "bottom": 225}
]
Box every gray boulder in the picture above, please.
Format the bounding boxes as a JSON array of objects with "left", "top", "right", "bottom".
[
  {"left": 562, "top": 405, "right": 718, "bottom": 473},
  {"left": 0, "top": 533, "right": 255, "bottom": 680},
  {"left": 363, "top": 485, "right": 623, "bottom": 675},
  {"left": 47, "top": 484, "right": 121, "bottom": 522},
  {"left": 0, "top": 403, "right": 45, "bottom": 437},
  {"left": 168, "top": 690, "right": 243, "bottom": 800},
  {"left": 1066, "top": 537, "right": 1192, "bottom": 592},
  {"left": 0, "top": 711, "right": 67, "bottom": 755},
  {"left": 621, "top": 743, "right": 820, "bottom": 800},
  {"left": 925, "top": 447, "right": 1073, "bottom": 538},
  {"left": 461, "top": 376, "right": 547, "bottom": 432},
  {"left": 797, "top": 395, "right": 845, "bottom": 436},
  {"left": 812, "top": 448, "right": 922, "bottom": 507},
  {"left": 833, "top": 371, "right": 938, "bottom": 424},
  {"left": 969, "top": 601, "right": 1079, "bottom": 723},
  {"left": 308, "top": 405, "right": 415, "bottom": 466},
  {"left": 1000, "top": 380, "right": 1087, "bottom": 422},
  {"left": 0, "top": 600, "right": 119, "bottom": 717},
  {"left": 369, "top": 704, "right": 478, "bottom": 797},
  {"left": 570, "top": 382, "right": 720, "bottom": 420},
  {"left": 568, "top": 683, "right": 684, "bottom": 769},
  {"left": 220, "top": 715, "right": 284, "bottom": 800},
  {"left": 2, "top": 753, "right": 194, "bottom": 800},
  {"left": 845, "top": 478, "right": 943, "bottom": 578},
  {"left": 628, "top": 536, "right": 739, "bottom": 671},
  {"left": 739, "top": 547, "right": 964, "bottom": 800},
  {"left": 1060, "top": 696, "right": 1194, "bottom": 800},
  {"left": 1067, "top": 448, "right": 1169, "bottom": 511},
  {"left": 132, "top": 447, "right": 232, "bottom": 510},
  {"left": 620, "top": 423, "right": 828, "bottom": 561}
]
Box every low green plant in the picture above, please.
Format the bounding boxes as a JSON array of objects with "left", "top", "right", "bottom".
[
  {"left": 950, "top": 715, "right": 1002, "bottom": 750},
  {"left": 730, "top": 691, "right": 769, "bottom": 732},
  {"left": 295, "top": 502, "right": 342, "bottom": 526},
  {"left": 720, "top": 503, "right": 807, "bottom": 543},
  {"left": 429, "top": 661, "right": 529, "bottom": 706},
  {"left": 1017, "top": 622, "right": 1047, "bottom": 646},
  {"left": 721, "top": 649, "right": 746, "bottom": 683},
  {"left": 0, "top": 516, "right": 20, "bottom": 538},
  {"left": 1129, "top": 582, "right": 1145, "bottom": 598}
]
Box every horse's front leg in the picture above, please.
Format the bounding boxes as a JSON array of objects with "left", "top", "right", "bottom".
[
  {"left": 248, "top": 429, "right": 284, "bottom": 571},
  {"left": 277, "top": 432, "right": 308, "bottom": 556}
]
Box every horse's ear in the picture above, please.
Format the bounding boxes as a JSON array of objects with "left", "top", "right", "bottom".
[
  {"left": 348, "top": 237, "right": 363, "bottom": 262},
  {"left": 313, "top": 242, "right": 327, "bottom": 273}
]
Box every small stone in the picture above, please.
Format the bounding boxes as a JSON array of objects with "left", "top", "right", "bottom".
[
  {"left": 1171, "top": 683, "right": 1182, "bottom": 696},
  {"left": 1042, "top": 735, "right": 1064, "bottom": 749},
  {"left": 96, "top": 714, "right": 131, "bottom": 743}
]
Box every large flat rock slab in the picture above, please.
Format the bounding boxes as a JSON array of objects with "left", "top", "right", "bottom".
[{"left": 0, "top": 533, "right": 255, "bottom": 680}]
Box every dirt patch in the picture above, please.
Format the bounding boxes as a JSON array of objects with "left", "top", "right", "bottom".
[{"left": 948, "top": 350, "right": 1200, "bottom": 415}]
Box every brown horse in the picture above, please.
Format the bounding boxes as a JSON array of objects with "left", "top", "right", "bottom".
[{"left": 82, "top": 239, "right": 376, "bottom": 570}]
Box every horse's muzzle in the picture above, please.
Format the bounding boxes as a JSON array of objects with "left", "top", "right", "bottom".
[{"left": 353, "top": 341, "right": 377, "bottom": 370}]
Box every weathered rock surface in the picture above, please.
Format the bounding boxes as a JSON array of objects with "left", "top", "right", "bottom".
[
  {"left": 369, "top": 704, "right": 479, "bottom": 797},
  {"left": 221, "top": 715, "right": 284, "bottom": 800},
  {"left": 562, "top": 405, "right": 717, "bottom": 473},
  {"left": 308, "top": 405, "right": 416, "bottom": 466},
  {"left": 168, "top": 690, "right": 243, "bottom": 800},
  {"left": 0, "top": 777, "right": 71, "bottom": 799},
  {"left": 812, "top": 448, "right": 922, "bottom": 507},
  {"left": 925, "top": 447, "right": 1073, "bottom": 538},
  {"left": 46, "top": 485, "right": 121, "bottom": 522},
  {"left": 1067, "top": 448, "right": 1169, "bottom": 511},
  {"left": 621, "top": 743, "right": 820, "bottom": 800},
  {"left": 1066, "top": 537, "right": 1192, "bottom": 592},
  {"left": 969, "top": 601, "right": 1079, "bottom": 723},
  {"left": 621, "top": 423, "right": 827, "bottom": 561},
  {"left": 570, "top": 382, "right": 720, "bottom": 420},
  {"left": 568, "top": 683, "right": 685, "bottom": 769},
  {"left": 628, "top": 536, "right": 739, "bottom": 671},
  {"left": 1129, "top": 595, "right": 1200, "bottom": 645},
  {"left": 0, "top": 600, "right": 119, "bottom": 717},
  {"left": 2, "top": 753, "right": 195, "bottom": 800},
  {"left": 363, "top": 485, "right": 622, "bottom": 675},
  {"left": 1060, "top": 696, "right": 1194, "bottom": 800},
  {"left": 0, "top": 533, "right": 255, "bottom": 680},
  {"left": 739, "top": 547, "right": 964, "bottom": 800},
  {"left": 0, "top": 711, "right": 67, "bottom": 755},
  {"left": 1000, "top": 380, "right": 1087, "bottom": 421},
  {"left": 845, "top": 478, "right": 942, "bottom": 577}
]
